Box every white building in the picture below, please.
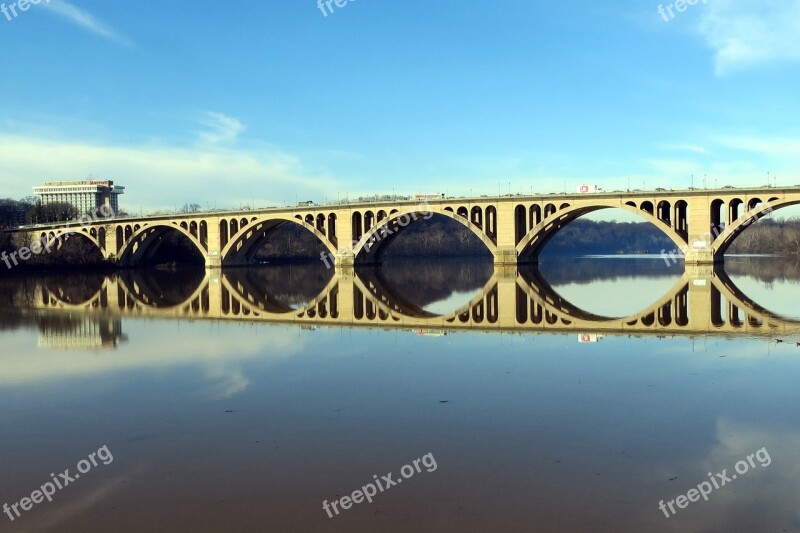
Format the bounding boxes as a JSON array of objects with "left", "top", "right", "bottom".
[{"left": 32, "top": 180, "right": 125, "bottom": 215}]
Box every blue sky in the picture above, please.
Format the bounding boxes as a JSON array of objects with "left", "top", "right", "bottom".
[{"left": 0, "top": 0, "right": 799, "bottom": 213}]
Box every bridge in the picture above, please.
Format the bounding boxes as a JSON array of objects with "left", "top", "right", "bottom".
[
  {"left": 30, "top": 265, "right": 800, "bottom": 337},
  {"left": 7, "top": 186, "right": 800, "bottom": 267}
]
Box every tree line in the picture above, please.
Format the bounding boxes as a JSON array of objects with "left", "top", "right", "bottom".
[{"left": 0, "top": 197, "right": 83, "bottom": 228}]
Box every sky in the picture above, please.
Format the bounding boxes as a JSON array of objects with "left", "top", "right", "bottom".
[{"left": 0, "top": 0, "right": 799, "bottom": 214}]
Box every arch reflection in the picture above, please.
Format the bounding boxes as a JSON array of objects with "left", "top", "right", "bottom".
[{"left": 24, "top": 264, "right": 800, "bottom": 337}]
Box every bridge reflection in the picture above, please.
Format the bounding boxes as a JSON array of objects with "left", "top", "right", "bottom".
[{"left": 29, "top": 263, "right": 800, "bottom": 337}]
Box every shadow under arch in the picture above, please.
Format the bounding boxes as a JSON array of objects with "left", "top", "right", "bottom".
[
  {"left": 515, "top": 265, "right": 691, "bottom": 327},
  {"left": 117, "top": 222, "right": 206, "bottom": 267},
  {"left": 351, "top": 208, "right": 497, "bottom": 265},
  {"left": 221, "top": 216, "right": 337, "bottom": 266},
  {"left": 40, "top": 226, "right": 108, "bottom": 259},
  {"left": 515, "top": 203, "right": 687, "bottom": 262}
]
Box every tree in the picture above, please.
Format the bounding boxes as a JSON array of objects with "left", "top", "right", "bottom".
[
  {"left": 25, "top": 202, "right": 78, "bottom": 224},
  {"left": 180, "top": 203, "right": 202, "bottom": 213}
]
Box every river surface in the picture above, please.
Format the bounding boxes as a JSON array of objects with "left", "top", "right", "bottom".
[{"left": 1, "top": 256, "right": 800, "bottom": 532}]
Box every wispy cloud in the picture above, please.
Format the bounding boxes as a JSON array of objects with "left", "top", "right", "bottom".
[
  {"left": 715, "top": 134, "right": 800, "bottom": 156},
  {"left": 656, "top": 143, "right": 709, "bottom": 155},
  {"left": 44, "top": 0, "right": 134, "bottom": 47},
  {"left": 197, "top": 112, "right": 246, "bottom": 145},
  {"left": 695, "top": 0, "right": 800, "bottom": 74}
]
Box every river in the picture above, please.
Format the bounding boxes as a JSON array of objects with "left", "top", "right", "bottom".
[{"left": 1, "top": 256, "right": 799, "bottom": 532}]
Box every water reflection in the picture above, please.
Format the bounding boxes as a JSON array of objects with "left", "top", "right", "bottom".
[
  {"left": 2, "top": 257, "right": 800, "bottom": 532},
  {"left": 5, "top": 258, "right": 799, "bottom": 338},
  {"left": 37, "top": 315, "right": 127, "bottom": 350}
]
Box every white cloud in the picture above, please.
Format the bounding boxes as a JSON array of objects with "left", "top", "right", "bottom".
[
  {"left": 668, "top": 419, "right": 800, "bottom": 531},
  {"left": 714, "top": 135, "right": 800, "bottom": 157},
  {"left": 641, "top": 132, "right": 800, "bottom": 190},
  {"left": 44, "top": 0, "right": 134, "bottom": 47},
  {"left": 695, "top": 0, "right": 800, "bottom": 74},
  {"left": 0, "top": 319, "right": 304, "bottom": 395},
  {"left": 0, "top": 132, "right": 341, "bottom": 212},
  {"left": 196, "top": 112, "right": 246, "bottom": 145}
]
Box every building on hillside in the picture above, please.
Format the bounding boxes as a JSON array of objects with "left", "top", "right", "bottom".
[{"left": 32, "top": 180, "right": 125, "bottom": 215}]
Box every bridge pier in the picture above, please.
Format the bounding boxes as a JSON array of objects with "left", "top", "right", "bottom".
[
  {"left": 493, "top": 247, "right": 518, "bottom": 266},
  {"left": 334, "top": 249, "right": 356, "bottom": 268},
  {"left": 684, "top": 247, "right": 722, "bottom": 266},
  {"left": 205, "top": 252, "right": 223, "bottom": 269}
]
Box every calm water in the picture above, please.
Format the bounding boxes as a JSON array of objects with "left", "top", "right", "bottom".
[{"left": 2, "top": 257, "right": 800, "bottom": 532}]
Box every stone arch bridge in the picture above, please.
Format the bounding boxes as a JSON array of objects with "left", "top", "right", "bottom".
[{"left": 8, "top": 186, "right": 800, "bottom": 267}]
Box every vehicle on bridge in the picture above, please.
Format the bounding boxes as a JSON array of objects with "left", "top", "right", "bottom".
[
  {"left": 576, "top": 184, "right": 603, "bottom": 193},
  {"left": 413, "top": 193, "right": 445, "bottom": 201}
]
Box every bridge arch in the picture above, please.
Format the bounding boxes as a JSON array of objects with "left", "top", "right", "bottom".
[
  {"left": 515, "top": 202, "right": 688, "bottom": 261},
  {"left": 220, "top": 214, "right": 337, "bottom": 266},
  {"left": 117, "top": 222, "right": 207, "bottom": 267},
  {"left": 713, "top": 198, "right": 800, "bottom": 256},
  {"left": 40, "top": 226, "right": 107, "bottom": 257},
  {"left": 350, "top": 205, "right": 497, "bottom": 264}
]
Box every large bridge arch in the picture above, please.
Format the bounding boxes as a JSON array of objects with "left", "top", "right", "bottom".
[
  {"left": 116, "top": 222, "right": 207, "bottom": 267},
  {"left": 39, "top": 226, "right": 108, "bottom": 259},
  {"left": 712, "top": 198, "right": 800, "bottom": 256},
  {"left": 221, "top": 214, "right": 337, "bottom": 266},
  {"left": 515, "top": 202, "right": 688, "bottom": 262},
  {"left": 351, "top": 206, "right": 497, "bottom": 265}
]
